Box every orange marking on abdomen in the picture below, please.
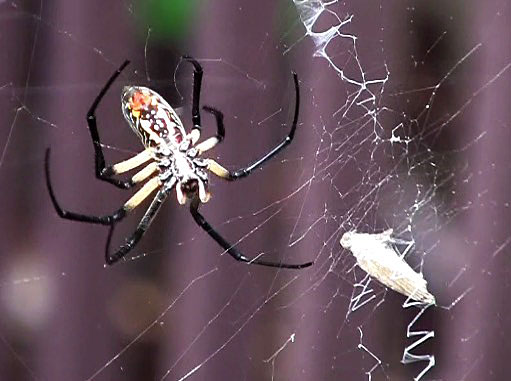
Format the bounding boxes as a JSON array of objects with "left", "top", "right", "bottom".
[{"left": 130, "top": 91, "right": 152, "bottom": 111}]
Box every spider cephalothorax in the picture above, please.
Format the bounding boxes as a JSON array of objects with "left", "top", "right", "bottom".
[
  {"left": 167, "top": 141, "right": 210, "bottom": 205},
  {"left": 45, "top": 56, "right": 313, "bottom": 269}
]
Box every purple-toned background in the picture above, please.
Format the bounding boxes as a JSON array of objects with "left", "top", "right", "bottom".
[{"left": 0, "top": 1, "right": 509, "bottom": 380}]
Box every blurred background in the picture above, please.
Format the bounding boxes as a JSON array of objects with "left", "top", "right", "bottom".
[{"left": 0, "top": 0, "right": 509, "bottom": 380}]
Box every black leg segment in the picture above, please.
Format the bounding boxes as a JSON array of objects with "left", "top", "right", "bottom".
[
  {"left": 86, "top": 60, "right": 136, "bottom": 189},
  {"left": 203, "top": 105, "right": 225, "bottom": 143},
  {"left": 105, "top": 186, "right": 171, "bottom": 264},
  {"left": 182, "top": 56, "right": 203, "bottom": 130},
  {"left": 221, "top": 72, "right": 300, "bottom": 181},
  {"left": 190, "top": 198, "right": 313, "bottom": 269},
  {"left": 45, "top": 148, "right": 127, "bottom": 225}
]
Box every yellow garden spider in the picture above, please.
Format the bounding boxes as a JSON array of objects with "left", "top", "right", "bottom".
[{"left": 45, "top": 56, "right": 313, "bottom": 269}]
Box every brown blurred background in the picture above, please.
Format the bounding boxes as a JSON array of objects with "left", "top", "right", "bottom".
[{"left": 0, "top": 0, "right": 509, "bottom": 380}]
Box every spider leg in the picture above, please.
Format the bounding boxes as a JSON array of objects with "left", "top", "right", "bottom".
[
  {"left": 205, "top": 72, "right": 300, "bottom": 181},
  {"left": 130, "top": 162, "right": 158, "bottom": 184},
  {"left": 181, "top": 58, "right": 225, "bottom": 149},
  {"left": 45, "top": 148, "right": 159, "bottom": 225},
  {"left": 182, "top": 56, "right": 203, "bottom": 144},
  {"left": 86, "top": 60, "right": 139, "bottom": 189},
  {"left": 195, "top": 106, "right": 225, "bottom": 154},
  {"left": 105, "top": 181, "right": 174, "bottom": 264},
  {"left": 109, "top": 149, "right": 153, "bottom": 176},
  {"left": 189, "top": 197, "right": 313, "bottom": 269}
]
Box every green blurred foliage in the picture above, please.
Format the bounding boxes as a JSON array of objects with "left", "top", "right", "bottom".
[
  {"left": 136, "top": 0, "right": 202, "bottom": 43},
  {"left": 276, "top": 0, "right": 301, "bottom": 50}
]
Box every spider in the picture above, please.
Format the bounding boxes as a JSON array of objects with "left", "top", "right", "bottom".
[{"left": 45, "top": 56, "right": 313, "bottom": 269}]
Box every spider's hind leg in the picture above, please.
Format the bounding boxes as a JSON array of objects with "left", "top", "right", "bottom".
[
  {"left": 105, "top": 182, "right": 173, "bottom": 264},
  {"left": 189, "top": 197, "right": 313, "bottom": 269}
]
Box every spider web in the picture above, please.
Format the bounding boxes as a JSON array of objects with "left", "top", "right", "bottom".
[{"left": 0, "top": 0, "right": 510, "bottom": 380}]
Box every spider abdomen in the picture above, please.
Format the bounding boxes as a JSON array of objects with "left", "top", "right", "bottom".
[{"left": 122, "top": 86, "right": 187, "bottom": 149}]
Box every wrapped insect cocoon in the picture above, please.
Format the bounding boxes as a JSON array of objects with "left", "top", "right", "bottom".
[{"left": 340, "top": 229, "right": 435, "bottom": 305}]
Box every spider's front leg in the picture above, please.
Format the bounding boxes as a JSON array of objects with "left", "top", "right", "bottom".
[
  {"left": 194, "top": 106, "right": 225, "bottom": 154},
  {"left": 204, "top": 72, "right": 300, "bottom": 181},
  {"left": 181, "top": 58, "right": 225, "bottom": 151},
  {"left": 182, "top": 56, "right": 204, "bottom": 144},
  {"left": 189, "top": 197, "right": 313, "bottom": 269},
  {"left": 86, "top": 60, "right": 143, "bottom": 189}
]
